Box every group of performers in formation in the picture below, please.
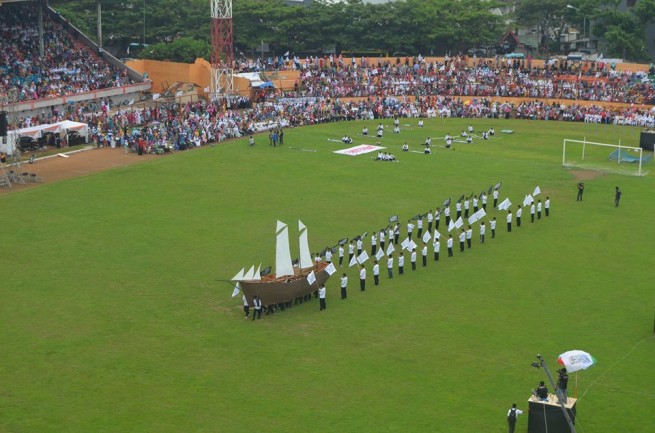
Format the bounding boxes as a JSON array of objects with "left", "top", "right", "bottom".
[
  {"left": 244, "top": 184, "right": 551, "bottom": 319},
  {"left": 359, "top": 120, "right": 497, "bottom": 160}
]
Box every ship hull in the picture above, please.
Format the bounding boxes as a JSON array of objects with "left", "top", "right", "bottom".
[{"left": 240, "top": 263, "right": 331, "bottom": 306}]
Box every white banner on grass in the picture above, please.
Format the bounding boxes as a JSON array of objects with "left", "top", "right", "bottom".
[
  {"left": 448, "top": 219, "right": 456, "bottom": 232},
  {"left": 333, "top": 144, "right": 385, "bottom": 156},
  {"left": 408, "top": 240, "right": 417, "bottom": 251}
]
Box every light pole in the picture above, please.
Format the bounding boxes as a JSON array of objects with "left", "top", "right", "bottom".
[{"left": 567, "top": 4, "right": 585, "bottom": 48}]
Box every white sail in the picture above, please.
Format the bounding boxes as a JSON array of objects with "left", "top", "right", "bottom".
[
  {"left": 298, "top": 220, "right": 313, "bottom": 270},
  {"left": 231, "top": 268, "right": 245, "bottom": 281},
  {"left": 276, "top": 220, "right": 294, "bottom": 277},
  {"left": 253, "top": 264, "right": 261, "bottom": 281},
  {"left": 243, "top": 265, "right": 255, "bottom": 280}
]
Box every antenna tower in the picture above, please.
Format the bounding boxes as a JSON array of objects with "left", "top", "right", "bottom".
[{"left": 210, "top": 0, "right": 234, "bottom": 98}]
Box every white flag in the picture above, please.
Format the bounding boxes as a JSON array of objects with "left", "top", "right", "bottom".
[
  {"left": 152, "top": 93, "right": 160, "bottom": 100},
  {"left": 422, "top": 231, "right": 431, "bottom": 243},
  {"left": 455, "top": 216, "right": 464, "bottom": 229},
  {"left": 357, "top": 251, "right": 369, "bottom": 264},
  {"left": 349, "top": 255, "right": 357, "bottom": 267},
  {"left": 498, "top": 198, "right": 511, "bottom": 211},
  {"left": 475, "top": 209, "right": 486, "bottom": 220},
  {"left": 468, "top": 213, "right": 478, "bottom": 225},
  {"left": 375, "top": 249, "right": 385, "bottom": 261},
  {"left": 533, "top": 186, "right": 541, "bottom": 196},
  {"left": 523, "top": 194, "right": 533, "bottom": 207},
  {"left": 448, "top": 219, "right": 456, "bottom": 232},
  {"left": 284, "top": 50, "right": 290, "bottom": 57},
  {"left": 401, "top": 237, "right": 410, "bottom": 250},
  {"left": 408, "top": 240, "right": 417, "bottom": 251},
  {"left": 433, "top": 230, "right": 441, "bottom": 240},
  {"left": 386, "top": 243, "right": 395, "bottom": 256},
  {"left": 325, "top": 262, "right": 337, "bottom": 276},
  {"left": 231, "top": 282, "right": 241, "bottom": 298},
  {"left": 127, "top": 98, "right": 135, "bottom": 106},
  {"left": 307, "top": 270, "right": 316, "bottom": 285}
]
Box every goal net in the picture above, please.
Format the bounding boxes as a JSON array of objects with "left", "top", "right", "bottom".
[{"left": 562, "top": 138, "right": 652, "bottom": 176}]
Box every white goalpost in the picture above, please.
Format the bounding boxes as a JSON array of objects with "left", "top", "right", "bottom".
[{"left": 562, "top": 138, "right": 650, "bottom": 176}]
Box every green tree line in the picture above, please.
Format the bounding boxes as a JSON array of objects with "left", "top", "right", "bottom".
[{"left": 49, "top": 0, "right": 654, "bottom": 62}]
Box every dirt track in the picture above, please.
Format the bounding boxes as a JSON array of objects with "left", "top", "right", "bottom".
[{"left": 1, "top": 147, "right": 158, "bottom": 195}]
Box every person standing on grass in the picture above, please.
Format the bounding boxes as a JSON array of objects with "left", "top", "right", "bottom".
[
  {"left": 516, "top": 205, "right": 522, "bottom": 228},
  {"left": 433, "top": 237, "right": 440, "bottom": 261},
  {"left": 545, "top": 196, "right": 550, "bottom": 216},
  {"left": 373, "top": 260, "right": 380, "bottom": 286},
  {"left": 447, "top": 234, "right": 454, "bottom": 257},
  {"left": 387, "top": 254, "right": 394, "bottom": 278},
  {"left": 242, "top": 294, "right": 250, "bottom": 319},
  {"left": 506, "top": 210, "right": 512, "bottom": 232},
  {"left": 615, "top": 186, "right": 621, "bottom": 207},
  {"left": 249, "top": 135, "right": 255, "bottom": 146},
  {"left": 410, "top": 248, "right": 417, "bottom": 270},
  {"left": 338, "top": 244, "right": 344, "bottom": 267},
  {"left": 359, "top": 264, "right": 366, "bottom": 292},
  {"left": 398, "top": 252, "right": 405, "bottom": 275},
  {"left": 530, "top": 202, "right": 536, "bottom": 223},
  {"left": 537, "top": 199, "right": 542, "bottom": 219},
  {"left": 507, "top": 403, "right": 523, "bottom": 433},
  {"left": 466, "top": 226, "right": 473, "bottom": 249},
  {"left": 318, "top": 284, "right": 326, "bottom": 311},
  {"left": 422, "top": 243, "right": 428, "bottom": 267},
  {"left": 493, "top": 189, "right": 499, "bottom": 208},
  {"left": 577, "top": 182, "right": 584, "bottom": 201},
  {"left": 340, "top": 273, "right": 348, "bottom": 299},
  {"left": 251, "top": 295, "right": 262, "bottom": 320},
  {"left": 459, "top": 230, "right": 466, "bottom": 253},
  {"left": 479, "top": 221, "right": 486, "bottom": 244},
  {"left": 490, "top": 217, "right": 497, "bottom": 238}
]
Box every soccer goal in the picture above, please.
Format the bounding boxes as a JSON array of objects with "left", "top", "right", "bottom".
[{"left": 562, "top": 138, "right": 652, "bottom": 176}]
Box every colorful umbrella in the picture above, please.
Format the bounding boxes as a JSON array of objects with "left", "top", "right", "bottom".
[{"left": 557, "top": 350, "right": 596, "bottom": 373}]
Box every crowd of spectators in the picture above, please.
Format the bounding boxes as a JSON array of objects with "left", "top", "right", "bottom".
[
  {"left": 0, "top": 3, "right": 132, "bottom": 104},
  {"left": 285, "top": 54, "right": 655, "bottom": 106}
]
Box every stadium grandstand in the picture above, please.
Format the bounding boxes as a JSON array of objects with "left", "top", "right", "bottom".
[{"left": 0, "top": 0, "right": 149, "bottom": 118}]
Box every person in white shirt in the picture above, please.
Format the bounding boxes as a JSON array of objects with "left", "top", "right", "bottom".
[
  {"left": 507, "top": 403, "right": 523, "bottom": 433},
  {"left": 417, "top": 217, "right": 424, "bottom": 238},
  {"left": 479, "top": 221, "right": 486, "bottom": 243},
  {"left": 490, "top": 217, "right": 497, "bottom": 238},
  {"left": 444, "top": 206, "right": 451, "bottom": 225},
  {"left": 393, "top": 125, "right": 400, "bottom": 134},
  {"left": 466, "top": 226, "right": 473, "bottom": 249},
  {"left": 459, "top": 230, "right": 466, "bottom": 252},
  {"left": 530, "top": 203, "right": 536, "bottom": 223},
  {"left": 402, "top": 142, "right": 409, "bottom": 152},
  {"left": 432, "top": 238, "right": 440, "bottom": 261},
  {"left": 314, "top": 253, "right": 321, "bottom": 268},
  {"left": 493, "top": 189, "right": 499, "bottom": 208},
  {"left": 473, "top": 195, "right": 479, "bottom": 213},
  {"left": 379, "top": 230, "right": 386, "bottom": 252},
  {"left": 456, "top": 201, "right": 462, "bottom": 219},
  {"left": 340, "top": 273, "right": 348, "bottom": 299},
  {"left": 464, "top": 198, "right": 470, "bottom": 218},
  {"left": 506, "top": 211, "right": 512, "bottom": 232},
  {"left": 362, "top": 127, "right": 369, "bottom": 135},
  {"left": 387, "top": 255, "right": 394, "bottom": 278},
  {"left": 394, "top": 223, "right": 400, "bottom": 244},
  {"left": 373, "top": 261, "right": 380, "bottom": 286},
  {"left": 356, "top": 237, "right": 363, "bottom": 255},
  {"left": 447, "top": 234, "right": 454, "bottom": 257},
  {"left": 325, "top": 248, "right": 333, "bottom": 264},
  {"left": 545, "top": 197, "right": 550, "bottom": 217},
  {"left": 537, "top": 200, "right": 542, "bottom": 219},
  {"left": 410, "top": 249, "right": 417, "bottom": 270},
  {"left": 359, "top": 265, "right": 366, "bottom": 291},
  {"left": 397, "top": 252, "right": 405, "bottom": 274},
  {"left": 421, "top": 244, "right": 428, "bottom": 267},
  {"left": 249, "top": 135, "right": 255, "bottom": 146},
  {"left": 251, "top": 295, "right": 262, "bottom": 321},
  {"left": 407, "top": 220, "right": 415, "bottom": 240},
  {"left": 516, "top": 205, "right": 522, "bottom": 227},
  {"left": 338, "top": 245, "right": 344, "bottom": 267},
  {"left": 467, "top": 125, "right": 474, "bottom": 133},
  {"left": 348, "top": 241, "right": 355, "bottom": 263},
  {"left": 370, "top": 232, "right": 378, "bottom": 255},
  {"left": 318, "top": 284, "right": 326, "bottom": 310},
  {"left": 435, "top": 208, "right": 441, "bottom": 230},
  {"left": 242, "top": 294, "right": 250, "bottom": 318},
  {"left": 481, "top": 192, "right": 488, "bottom": 210},
  {"left": 427, "top": 210, "right": 434, "bottom": 232},
  {"left": 418, "top": 119, "right": 424, "bottom": 127}
]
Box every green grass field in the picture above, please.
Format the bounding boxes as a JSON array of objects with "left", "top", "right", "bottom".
[{"left": 1, "top": 118, "right": 653, "bottom": 433}]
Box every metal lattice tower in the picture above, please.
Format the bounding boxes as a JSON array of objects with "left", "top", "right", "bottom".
[{"left": 210, "top": 0, "right": 234, "bottom": 98}]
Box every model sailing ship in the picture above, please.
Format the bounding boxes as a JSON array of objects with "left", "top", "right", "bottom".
[{"left": 231, "top": 220, "right": 332, "bottom": 306}]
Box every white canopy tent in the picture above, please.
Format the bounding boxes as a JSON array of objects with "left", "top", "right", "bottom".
[{"left": 1, "top": 120, "right": 89, "bottom": 154}]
